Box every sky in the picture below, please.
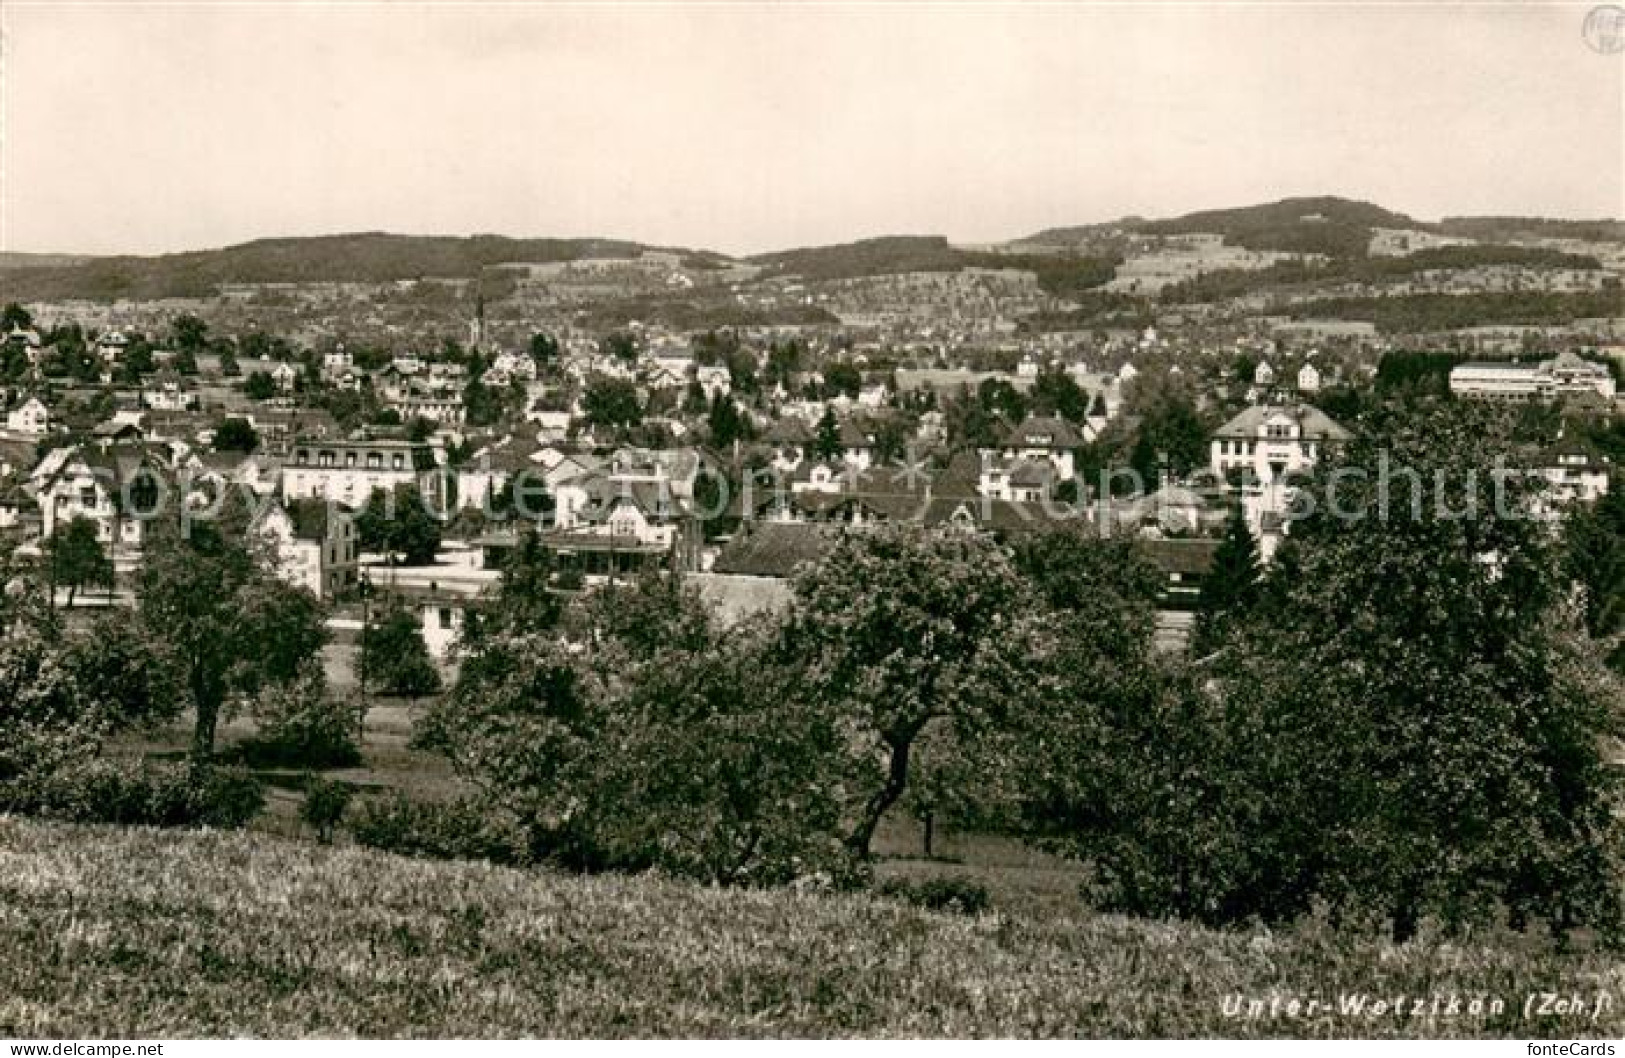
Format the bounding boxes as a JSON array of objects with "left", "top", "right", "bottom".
[{"left": 1, "top": 2, "right": 1620, "bottom": 257}]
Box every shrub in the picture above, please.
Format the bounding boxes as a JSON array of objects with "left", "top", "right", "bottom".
[
  {"left": 300, "top": 776, "right": 355, "bottom": 843},
  {"left": 0, "top": 759, "right": 263, "bottom": 828},
  {"left": 878, "top": 876, "right": 991, "bottom": 916},
  {"left": 243, "top": 660, "right": 363, "bottom": 769},
  {"left": 348, "top": 795, "right": 530, "bottom": 866}
]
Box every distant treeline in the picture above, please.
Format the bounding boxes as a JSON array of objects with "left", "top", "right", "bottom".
[
  {"left": 1437, "top": 217, "right": 1625, "bottom": 243},
  {"left": 1287, "top": 290, "right": 1625, "bottom": 333},
  {"left": 0, "top": 233, "right": 722, "bottom": 302},
  {"left": 1136, "top": 197, "right": 1421, "bottom": 259},
  {"left": 749, "top": 235, "right": 1118, "bottom": 299},
  {"left": 1161, "top": 245, "right": 1605, "bottom": 305}
]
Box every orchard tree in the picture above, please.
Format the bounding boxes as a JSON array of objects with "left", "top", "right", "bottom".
[
  {"left": 359, "top": 603, "right": 442, "bottom": 698},
  {"left": 786, "top": 525, "right": 1036, "bottom": 858},
  {"left": 47, "top": 517, "right": 113, "bottom": 606},
  {"left": 138, "top": 499, "right": 329, "bottom": 762}
]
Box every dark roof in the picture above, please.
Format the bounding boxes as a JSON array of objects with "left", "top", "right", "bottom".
[
  {"left": 712, "top": 522, "right": 838, "bottom": 578},
  {"left": 1003, "top": 415, "right": 1081, "bottom": 449}
]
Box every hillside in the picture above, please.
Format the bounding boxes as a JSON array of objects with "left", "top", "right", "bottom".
[
  {"left": 0, "top": 252, "right": 98, "bottom": 272},
  {"left": 1436, "top": 216, "right": 1625, "bottom": 244},
  {"left": 748, "top": 236, "right": 1118, "bottom": 298},
  {"left": 1133, "top": 196, "right": 1421, "bottom": 258},
  {"left": 0, "top": 233, "right": 733, "bottom": 302},
  {"left": 1, "top": 820, "right": 1620, "bottom": 1038}
]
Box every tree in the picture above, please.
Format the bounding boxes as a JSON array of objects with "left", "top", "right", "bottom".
[
  {"left": 213, "top": 417, "right": 259, "bottom": 453},
  {"left": 359, "top": 604, "right": 442, "bottom": 698},
  {"left": 0, "top": 583, "right": 101, "bottom": 785},
  {"left": 218, "top": 346, "right": 240, "bottom": 377},
  {"left": 420, "top": 573, "right": 854, "bottom": 884},
  {"left": 823, "top": 361, "right": 862, "bottom": 400},
  {"left": 1032, "top": 370, "right": 1090, "bottom": 424},
  {"left": 812, "top": 408, "right": 844, "bottom": 461},
  {"left": 244, "top": 370, "right": 277, "bottom": 401},
  {"left": 357, "top": 484, "right": 443, "bottom": 567},
  {"left": 171, "top": 314, "right": 208, "bottom": 353},
  {"left": 601, "top": 332, "right": 638, "bottom": 363},
  {"left": 137, "top": 502, "right": 329, "bottom": 762},
  {"left": 1191, "top": 508, "right": 1261, "bottom": 656},
  {"left": 785, "top": 525, "right": 1035, "bottom": 858},
  {"left": 247, "top": 658, "right": 363, "bottom": 767},
  {"left": 47, "top": 517, "right": 113, "bottom": 606},
  {"left": 1030, "top": 403, "right": 1625, "bottom": 940},
  {"left": 529, "top": 332, "right": 559, "bottom": 367},
  {"left": 1, "top": 303, "right": 33, "bottom": 332},
  {"left": 1130, "top": 397, "right": 1208, "bottom": 483},
  {"left": 66, "top": 612, "right": 182, "bottom": 733},
  {"left": 582, "top": 377, "right": 643, "bottom": 429},
  {"left": 707, "top": 395, "right": 749, "bottom": 448},
  {"left": 1564, "top": 481, "right": 1625, "bottom": 672}
]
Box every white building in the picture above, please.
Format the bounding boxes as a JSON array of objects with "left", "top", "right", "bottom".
[
  {"left": 255, "top": 499, "right": 359, "bottom": 599},
  {"left": 1449, "top": 353, "right": 1617, "bottom": 402},
  {"left": 1210, "top": 402, "right": 1351, "bottom": 487},
  {"left": 281, "top": 438, "right": 441, "bottom": 508},
  {"left": 5, "top": 396, "right": 51, "bottom": 436}
]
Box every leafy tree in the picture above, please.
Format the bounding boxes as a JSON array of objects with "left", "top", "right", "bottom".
[
  {"left": 137, "top": 501, "right": 329, "bottom": 762},
  {"left": 1, "top": 303, "right": 33, "bottom": 332},
  {"left": 812, "top": 408, "right": 844, "bottom": 461},
  {"left": 464, "top": 527, "right": 561, "bottom": 643},
  {"left": 0, "top": 583, "right": 101, "bottom": 785},
  {"left": 246, "top": 658, "right": 363, "bottom": 768},
  {"left": 357, "top": 484, "right": 443, "bottom": 567},
  {"left": 218, "top": 346, "right": 240, "bottom": 377},
  {"left": 1564, "top": 480, "right": 1625, "bottom": 672},
  {"left": 823, "top": 362, "right": 862, "bottom": 400},
  {"left": 529, "top": 332, "right": 559, "bottom": 366},
  {"left": 707, "top": 395, "right": 749, "bottom": 448},
  {"left": 1191, "top": 509, "right": 1261, "bottom": 656},
  {"left": 582, "top": 377, "right": 643, "bottom": 428},
  {"left": 601, "top": 332, "right": 638, "bottom": 363},
  {"left": 213, "top": 417, "right": 259, "bottom": 453},
  {"left": 1031, "top": 370, "right": 1090, "bottom": 424},
  {"left": 977, "top": 378, "right": 1027, "bottom": 424},
  {"left": 47, "top": 517, "right": 113, "bottom": 606},
  {"left": 1130, "top": 397, "right": 1208, "bottom": 483},
  {"left": 171, "top": 314, "right": 208, "bottom": 353},
  {"left": 66, "top": 613, "right": 182, "bottom": 732},
  {"left": 244, "top": 370, "right": 277, "bottom": 401},
  {"left": 1032, "top": 404, "right": 1625, "bottom": 940},
  {"left": 359, "top": 604, "right": 442, "bottom": 698},
  {"left": 421, "top": 574, "right": 854, "bottom": 884},
  {"left": 785, "top": 525, "right": 1035, "bottom": 858}
]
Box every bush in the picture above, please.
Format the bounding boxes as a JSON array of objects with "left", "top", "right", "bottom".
[
  {"left": 242, "top": 660, "right": 363, "bottom": 769},
  {"left": 348, "top": 795, "right": 530, "bottom": 866},
  {"left": 0, "top": 759, "right": 263, "bottom": 828},
  {"left": 878, "top": 876, "right": 991, "bottom": 916},
  {"left": 300, "top": 776, "right": 355, "bottom": 843}
]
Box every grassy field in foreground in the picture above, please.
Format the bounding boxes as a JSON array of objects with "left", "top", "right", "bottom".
[{"left": 1, "top": 821, "right": 1622, "bottom": 1038}]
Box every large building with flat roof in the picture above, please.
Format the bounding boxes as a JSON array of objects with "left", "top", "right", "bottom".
[{"left": 1448, "top": 353, "right": 1616, "bottom": 402}]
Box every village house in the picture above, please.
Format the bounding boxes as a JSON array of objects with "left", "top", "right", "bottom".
[
  {"left": 36, "top": 443, "right": 163, "bottom": 573},
  {"left": 5, "top": 395, "right": 52, "bottom": 436},
  {"left": 995, "top": 415, "right": 1081, "bottom": 481},
  {"left": 254, "top": 498, "right": 359, "bottom": 599}
]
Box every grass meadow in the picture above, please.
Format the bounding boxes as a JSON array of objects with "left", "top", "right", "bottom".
[{"left": 2, "top": 820, "right": 1623, "bottom": 1038}]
